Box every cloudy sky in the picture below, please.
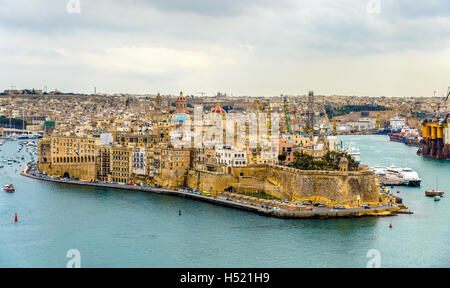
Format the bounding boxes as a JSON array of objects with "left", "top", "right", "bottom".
[{"left": 1, "top": 0, "right": 449, "bottom": 97}]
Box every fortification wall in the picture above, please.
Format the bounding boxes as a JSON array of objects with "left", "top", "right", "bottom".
[
  {"left": 186, "top": 169, "right": 234, "bottom": 195},
  {"left": 41, "top": 163, "right": 97, "bottom": 181},
  {"left": 193, "top": 165, "right": 380, "bottom": 205},
  {"left": 155, "top": 168, "right": 189, "bottom": 189}
]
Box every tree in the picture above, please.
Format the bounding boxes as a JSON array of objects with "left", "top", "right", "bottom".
[
  {"left": 278, "top": 152, "right": 287, "bottom": 162},
  {"left": 291, "top": 150, "right": 359, "bottom": 171}
]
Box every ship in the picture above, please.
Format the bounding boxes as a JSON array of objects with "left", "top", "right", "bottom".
[{"left": 389, "top": 132, "right": 407, "bottom": 143}]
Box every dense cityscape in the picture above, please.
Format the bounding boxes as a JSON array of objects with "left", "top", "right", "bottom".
[{"left": 1, "top": 0, "right": 449, "bottom": 271}]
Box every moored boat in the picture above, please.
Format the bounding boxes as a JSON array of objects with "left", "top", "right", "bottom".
[
  {"left": 425, "top": 190, "right": 444, "bottom": 197},
  {"left": 4, "top": 184, "right": 15, "bottom": 192},
  {"left": 385, "top": 166, "right": 422, "bottom": 186},
  {"left": 389, "top": 132, "right": 407, "bottom": 143}
]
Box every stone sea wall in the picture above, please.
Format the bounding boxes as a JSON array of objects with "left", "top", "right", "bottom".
[{"left": 187, "top": 165, "right": 380, "bottom": 205}]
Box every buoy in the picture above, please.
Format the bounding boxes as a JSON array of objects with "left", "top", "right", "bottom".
[
  {"left": 179, "top": 209, "right": 181, "bottom": 216},
  {"left": 389, "top": 223, "right": 392, "bottom": 228},
  {"left": 396, "top": 191, "right": 400, "bottom": 194},
  {"left": 14, "top": 212, "right": 18, "bottom": 222}
]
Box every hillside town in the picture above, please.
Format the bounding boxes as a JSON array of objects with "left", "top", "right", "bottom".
[{"left": 0, "top": 89, "right": 447, "bottom": 214}]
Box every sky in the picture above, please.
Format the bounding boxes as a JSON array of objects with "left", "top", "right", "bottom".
[{"left": 1, "top": 0, "right": 450, "bottom": 97}]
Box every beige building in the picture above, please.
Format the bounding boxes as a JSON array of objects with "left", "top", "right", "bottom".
[{"left": 39, "top": 135, "right": 99, "bottom": 180}]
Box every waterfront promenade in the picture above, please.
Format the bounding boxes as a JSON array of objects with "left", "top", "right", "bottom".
[{"left": 21, "top": 163, "right": 401, "bottom": 219}]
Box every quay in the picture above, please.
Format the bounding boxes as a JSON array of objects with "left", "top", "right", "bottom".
[{"left": 20, "top": 163, "right": 406, "bottom": 219}]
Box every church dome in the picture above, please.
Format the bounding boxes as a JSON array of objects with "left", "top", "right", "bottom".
[
  {"left": 211, "top": 103, "right": 226, "bottom": 114},
  {"left": 177, "top": 91, "right": 186, "bottom": 101}
]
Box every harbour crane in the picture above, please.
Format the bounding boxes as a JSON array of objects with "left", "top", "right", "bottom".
[
  {"left": 435, "top": 86, "right": 450, "bottom": 122},
  {"left": 283, "top": 96, "right": 292, "bottom": 133}
]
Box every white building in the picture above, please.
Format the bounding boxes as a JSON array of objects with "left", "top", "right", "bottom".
[
  {"left": 215, "top": 145, "right": 247, "bottom": 167},
  {"left": 132, "top": 147, "right": 146, "bottom": 175},
  {"left": 390, "top": 117, "right": 407, "bottom": 131},
  {"left": 99, "top": 133, "right": 113, "bottom": 146},
  {"left": 347, "top": 118, "right": 376, "bottom": 131}
]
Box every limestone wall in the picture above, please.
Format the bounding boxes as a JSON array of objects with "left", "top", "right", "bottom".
[
  {"left": 155, "top": 168, "right": 189, "bottom": 189},
  {"left": 40, "top": 163, "right": 97, "bottom": 181},
  {"left": 186, "top": 169, "right": 234, "bottom": 195},
  {"left": 189, "top": 165, "right": 380, "bottom": 205}
]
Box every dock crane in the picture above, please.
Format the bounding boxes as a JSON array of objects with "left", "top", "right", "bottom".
[
  {"left": 283, "top": 96, "right": 292, "bottom": 133},
  {"left": 435, "top": 86, "right": 450, "bottom": 122}
]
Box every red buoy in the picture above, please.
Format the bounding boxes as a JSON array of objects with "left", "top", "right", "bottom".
[
  {"left": 389, "top": 223, "right": 392, "bottom": 228},
  {"left": 14, "top": 212, "right": 18, "bottom": 222}
]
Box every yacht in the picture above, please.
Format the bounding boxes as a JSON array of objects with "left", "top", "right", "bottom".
[
  {"left": 400, "top": 168, "right": 422, "bottom": 187},
  {"left": 385, "top": 165, "right": 421, "bottom": 187}
]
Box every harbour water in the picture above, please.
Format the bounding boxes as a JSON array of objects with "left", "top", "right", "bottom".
[{"left": 0, "top": 135, "right": 449, "bottom": 267}]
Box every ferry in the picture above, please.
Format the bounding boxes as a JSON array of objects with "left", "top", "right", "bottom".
[
  {"left": 4, "top": 184, "right": 15, "bottom": 193},
  {"left": 385, "top": 166, "right": 422, "bottom": 187}
]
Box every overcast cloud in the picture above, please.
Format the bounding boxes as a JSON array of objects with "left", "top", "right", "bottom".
[{"left": 1, "top": 0, "right": 449, "bottom": 97}]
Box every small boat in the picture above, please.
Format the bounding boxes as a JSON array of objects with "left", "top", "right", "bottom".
[
  {"left": 425, "top": 177, "right": 444, "bottom": 197},
  {"left": 425, "top": 190, "right": 444, "bottom": 197},
  {"left": 434, "top": 196, "right": 441, "bottom": 202},
  {"left": 4, "top": 184, "right": 15, "bottom": 193}
]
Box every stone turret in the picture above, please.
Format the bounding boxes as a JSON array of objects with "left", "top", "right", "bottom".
[{"left": 339, "top": 156, "right": 349, "bottom": 172}]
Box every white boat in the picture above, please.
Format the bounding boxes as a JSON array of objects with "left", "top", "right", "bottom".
[
  {"left": 385, "top": 165, "right": 421, "bottom": 187},
  {"left": 340, "top": 146, "right": 361, "bottom": 163},
  {"left": 370, "top": 165, "right": 386, "bottom": 176}
]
